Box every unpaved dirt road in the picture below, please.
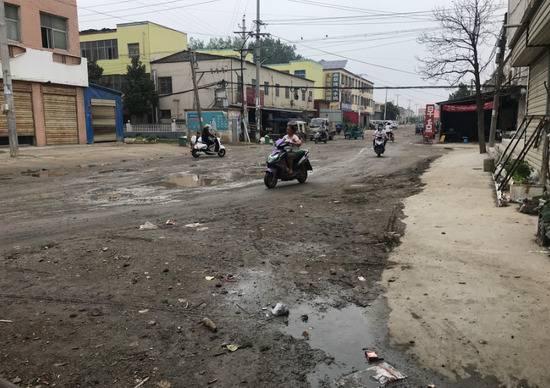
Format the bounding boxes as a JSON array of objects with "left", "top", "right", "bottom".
[{"left": 0, "top": 129, "right": 463, "bottom": 387}]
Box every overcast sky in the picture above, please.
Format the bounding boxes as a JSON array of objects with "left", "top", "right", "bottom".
[{"left": 77, "top": 0, "right": 505, "bottom": 109}]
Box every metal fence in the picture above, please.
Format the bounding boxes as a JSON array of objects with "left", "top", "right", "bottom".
[{"left": 125, "top": 122, "right": 187, "bottom": 133}]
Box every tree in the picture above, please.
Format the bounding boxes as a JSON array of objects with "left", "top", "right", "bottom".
[
  {"left": 87, "top": 59, "right": 103, "bottom": 85},
  {"left": 381, "top": 102, "right": 399, "bottom": 120},
  {"left": 188, "top": 36, "right": 303, "bottom": 64},
  {"left": 418, "top": 0, "right": 499, "bottom": 154},
  {"left": 448, "top": 83, "right": 471, "bottom": 100},
  {"left": 123, "top": 56, "right": 157, "bottom": 123}
]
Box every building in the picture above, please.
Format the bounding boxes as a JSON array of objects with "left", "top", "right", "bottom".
[
  {"left": 504, "top": 0, "right": 550, "bottom": 175},
  {"left": 268, "top": 59, "right": 325, "bottom": 108},
  {"left": 0, "top": 0, "right": 88, "bottom": 146},
  {"left": 319, "top": 60, "right": 374, "bottom": 127},
  {"left": 151, "top": 51, "right": 315, "bottom": 142},
  {"left": 198, "top": 49, "right": 253, "bottom": 62},
  {"left": 79, "top": 22, "right": 187, "bottom": 91}
]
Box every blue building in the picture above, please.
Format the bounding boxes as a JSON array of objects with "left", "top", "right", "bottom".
[{"left": 84, "top": 84, "right": 124, "bottom": 144}]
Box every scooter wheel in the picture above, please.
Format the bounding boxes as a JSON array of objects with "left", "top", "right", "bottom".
[
  {"left": 264, "top": 172, "right": 278, "bottom": 189},
  {"left": 191, "top": 150, "right": 200, "bottom": 158},
  {"left": 218, "top": 149, "right": 226, "bottom": 158},
  {"left": 297, "top": 168, "right": 308, "bottom": 184}
]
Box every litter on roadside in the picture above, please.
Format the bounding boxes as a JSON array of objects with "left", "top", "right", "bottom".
[
  {"left": 202, "top": 317, "right": 217, "bottom": 332},
  {"left": 224, "top": 274, "right": 237, "bottom": 282},
  {"left": 139, "top": 221, "right": 158, "bottom": 230},
  {"left": 165, "top": 219, "right": 177, "bottom": 226},
  {"left": 0, "top": 319, "right": 14, "bottom": 323},
  {"left": 358, "top": 276, "right": 366, "bottom": 282},
  {"left": 364, "top": 350, "right": 383, "bottom": 363},
  {"left": 196, "top": 227, "right": 209, "bottom": 231},
  {"left": 185, "top": 223, "right": 204, "bottom": 228},
  {"left": 271, "top": 303, "right": 290, "bottom": 316},
  {"left": 138, "top": 309, "right": 149, "bottom": 314},
  {"left": 226, "top": 344, "right": 239, "bottom": 352},
  {"left": 367, "top": 361, "right": 407, "bottom": 385},
  {"left": 205, "top": 276, "right": 215, "bottom": 281}
]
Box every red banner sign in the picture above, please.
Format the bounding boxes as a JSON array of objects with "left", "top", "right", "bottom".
[
  {"left": 424, "top": 104, "right": 435, "bottom": 139},
  {"left": 442, "top": 102, "right": 493, "bottom": 112}
]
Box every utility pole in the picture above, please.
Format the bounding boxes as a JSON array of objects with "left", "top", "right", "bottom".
[
  {"left": 383, "top": 88, "right": 388, "bottom": 121},
  {"left": 0, "top": 0, "right": 18, "bottom": 157},
  {"left": 235, "top": 15, "right": 251, "bottom": 142},
  {"left": 396, "top": 94, "right": 400, "bottom": 123},
  {"left": 489, "top": 15, "right": 507, "bottom": 148},
  {"left": 189, "top": 51, "right": 203, "bottom": 144},
  {"left": 254, "top": 0, "right": 261, "bottom": 140}
]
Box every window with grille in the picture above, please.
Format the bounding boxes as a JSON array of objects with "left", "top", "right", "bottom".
[
  {"left": 80, "top": 39, "right": 119, "bottom": 61},
  {"left": 158, "top": 77, "right": 173, "bottom": 95},
  {"left": 128, "top": 43, "right": 140, "bottom": 58},
  {"left": 41, "top": 13, "right": 68, "bottom": 50}
]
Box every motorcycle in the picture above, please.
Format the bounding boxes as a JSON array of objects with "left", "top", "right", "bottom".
[
  {"left": 386, "top": 130, "right": 395, "bottom": 142},
  {"left": 313, "top": 129, "right": 329, "bottom": 144},
  {"left": 191, "top": 135, "right": 226, "bottom": 158},
  {"left": 373, "top": 134, "right": 386, "bottom": 157},
  {"left": 264, "top": 139, "right": 313, "bottom": 189}
]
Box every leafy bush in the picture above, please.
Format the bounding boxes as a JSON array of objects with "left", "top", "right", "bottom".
[{"left": 505, "top": 159, "right": 532, "bottom": 184}]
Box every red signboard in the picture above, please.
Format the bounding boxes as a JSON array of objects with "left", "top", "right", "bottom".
[
  {"left": 424, "top": 104, "right": 435, "bottom": 140},
  {"left": 442, "top": 101, "right": 494, "bottom": 112}
]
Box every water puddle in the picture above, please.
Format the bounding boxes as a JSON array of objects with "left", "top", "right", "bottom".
[
  {"left": 158, "top": 172, "right": 226, "bottom": 188},
  {"left": 282, "top": 297, "right": 389, "bottom": 387}
]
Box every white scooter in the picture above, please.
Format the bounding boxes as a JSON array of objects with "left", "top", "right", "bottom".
[{"left": 191, "top": 135, "right": 226, "bottom": 158}]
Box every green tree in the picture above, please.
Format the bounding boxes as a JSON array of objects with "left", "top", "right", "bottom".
[
  {"left": 188, "top": 36, "right": 302, "bottom": 64},
  {"left": 448, "top": 83, "right": 471, "bottom": 100},
  {"left": 123, "top": 56, "right": 157, "bottom": 122},
  {"left": 381, "top": 102, "right": 400, "bottom": 120},
  {"left": 87, "top": 59, "right": 104, "bottom": 85}
]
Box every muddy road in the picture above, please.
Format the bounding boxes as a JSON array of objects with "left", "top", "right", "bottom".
[{"left": 1, "top": 129, "right": 450, "bottom": 387}]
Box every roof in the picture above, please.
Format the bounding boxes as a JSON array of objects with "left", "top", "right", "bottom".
[
  {"left": 88, "top": 83, "right": 123, "bottom": 96},
  {"left": 319, "top": 59, "right": 348, "bottom": 70},
  {"left": 152, "top": 50, "right": 315, "bottom": 82},
  {"left": 80, "top": 21, "right": 186, "bottom": 36},
  {"left": 436, "top": 86, "right": 522, "bottom": 106}
]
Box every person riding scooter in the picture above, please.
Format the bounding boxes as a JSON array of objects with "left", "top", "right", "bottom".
[
  {"left": 385, "top": 121, "right": 395, "bottom": 142},
  {"left": 374, "top": 124, "right": 387, "bottom": 147},
  {"left": 283, "top": 122, "right": 302, "bottom": 175},
  {"left": 201, "top": 124, "right": 219, "bottom": 152}
]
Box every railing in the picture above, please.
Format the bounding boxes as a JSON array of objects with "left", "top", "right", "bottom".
[{"left": 125, "top": 122, "right": 187, "bottom": 133}]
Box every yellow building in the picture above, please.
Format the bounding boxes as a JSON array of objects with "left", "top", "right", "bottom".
[
  {"left": 268, "top": 60, "right": 325, "bottom": 101},
  {"left": 80, "top": 21, "right": 187, "bottom": 90}
]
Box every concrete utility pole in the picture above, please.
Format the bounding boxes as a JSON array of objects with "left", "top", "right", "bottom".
[
  {"left": 383, "top": 88, "right": 388, "bottom": 121},
  {"left": 235, "top": 14, "right": 250, "bottom": 142},
  {"left": 396, "top": 93, "right": 400, "bottom": 122},
  {"left": 189, "top": 51, "right": 203, "bottom": 144},
  {"left": 0, "top": 0, "right": 18, "bottom": 157},
  {"left": 489, "top": 15, "right": 507, "bottom": 148},
  {"left": 254, "top": 0, "right": 261, "bottom": 139}
]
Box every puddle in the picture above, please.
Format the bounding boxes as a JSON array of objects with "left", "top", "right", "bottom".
[
  {"left": 282, "top": 297, "right": 389, "bottom": 387},
  {"left": 158, "top": 172, "right": 226, "bottom": 188}
]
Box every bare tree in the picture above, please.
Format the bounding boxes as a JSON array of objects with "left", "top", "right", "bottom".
[{"left": 418, "top": 0, "right": 499, "bottom": 154}]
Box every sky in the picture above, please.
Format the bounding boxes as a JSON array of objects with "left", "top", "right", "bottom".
[{"left": 76, "top": 0, "right": 506, "bottom": 110}]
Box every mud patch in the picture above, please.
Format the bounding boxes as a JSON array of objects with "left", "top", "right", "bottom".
[{"left": 157, "top": 172, "right": 226, "bottom": 188}]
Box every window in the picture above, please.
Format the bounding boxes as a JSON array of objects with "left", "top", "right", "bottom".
[
  {"left": 308, "top": 91, "right": 313, "bottom": 102},
  {"left": 301, "top": 89, "right": 306, "bottom": 101},
  {"left": 41, "top": 13, "right": 68, "bottom": 50},
  {"left": 158, "top": 77, "right": 173, "bottom": 95},
  {"left": 264, "top": 81, "right": 269, "bottom": 95},
  {"left": 128, "top": 43, "right": 140, "bottom": 58},
  {"left": 5, "top": 4, "right": 19, "bottom": 42},
  {"left": 160, "top": 110, "right": 172, "bottom": 120},
  {"left": 275, "top": 83, "right": 280, "bottom": 97},
  {"left": 294, "top": 69, "right": 306, "bottom": 78},
  {"left": 285, "top": 86, "right": 290, "bottom": 99},
  {"left": 80, "top": 39, "right": 118, "bottom": 61},
  {"left": 251, "top": 79, "right": 256, "bottom": 86}
]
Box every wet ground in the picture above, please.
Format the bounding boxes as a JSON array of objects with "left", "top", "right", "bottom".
[{"left": 0, "top": 129, "right": 489, "bottom": 387}]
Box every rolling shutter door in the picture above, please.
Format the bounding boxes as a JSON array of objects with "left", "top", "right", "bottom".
[
  {"left": 43, "top": 87, "right": 78, "bottom": 145},
  {"left": 0, "top": 82, "right": 34, "bottom": 137},
  {"left": 91, "top": 99, "right": 116, "bottom": 142}
]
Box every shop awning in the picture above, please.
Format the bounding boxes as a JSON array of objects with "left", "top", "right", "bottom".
[{"left": 442, "top": 102, "right": 494, "bottom": 112}]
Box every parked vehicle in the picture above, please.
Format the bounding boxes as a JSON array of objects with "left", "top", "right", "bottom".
[
  {"left": 293, "top": 120, "right": 309, "bottom": 142},
  {"left": 314, "top": 128, "right": 329, "bottom": 144},
  {"left": 264, "top": 139, "right": 313, "bottom": 189},
  {"left": 373, "top": 133, "right": 386, "bottom": 157},
  {"left": 191, "top": 135, "right": 226, "bottom": 158},
  {"left": 415, "top": 122, "right": 424, "bottom": 134},
  {"left": 345, "top": 126, "right": 365, "bottom": 140}
]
